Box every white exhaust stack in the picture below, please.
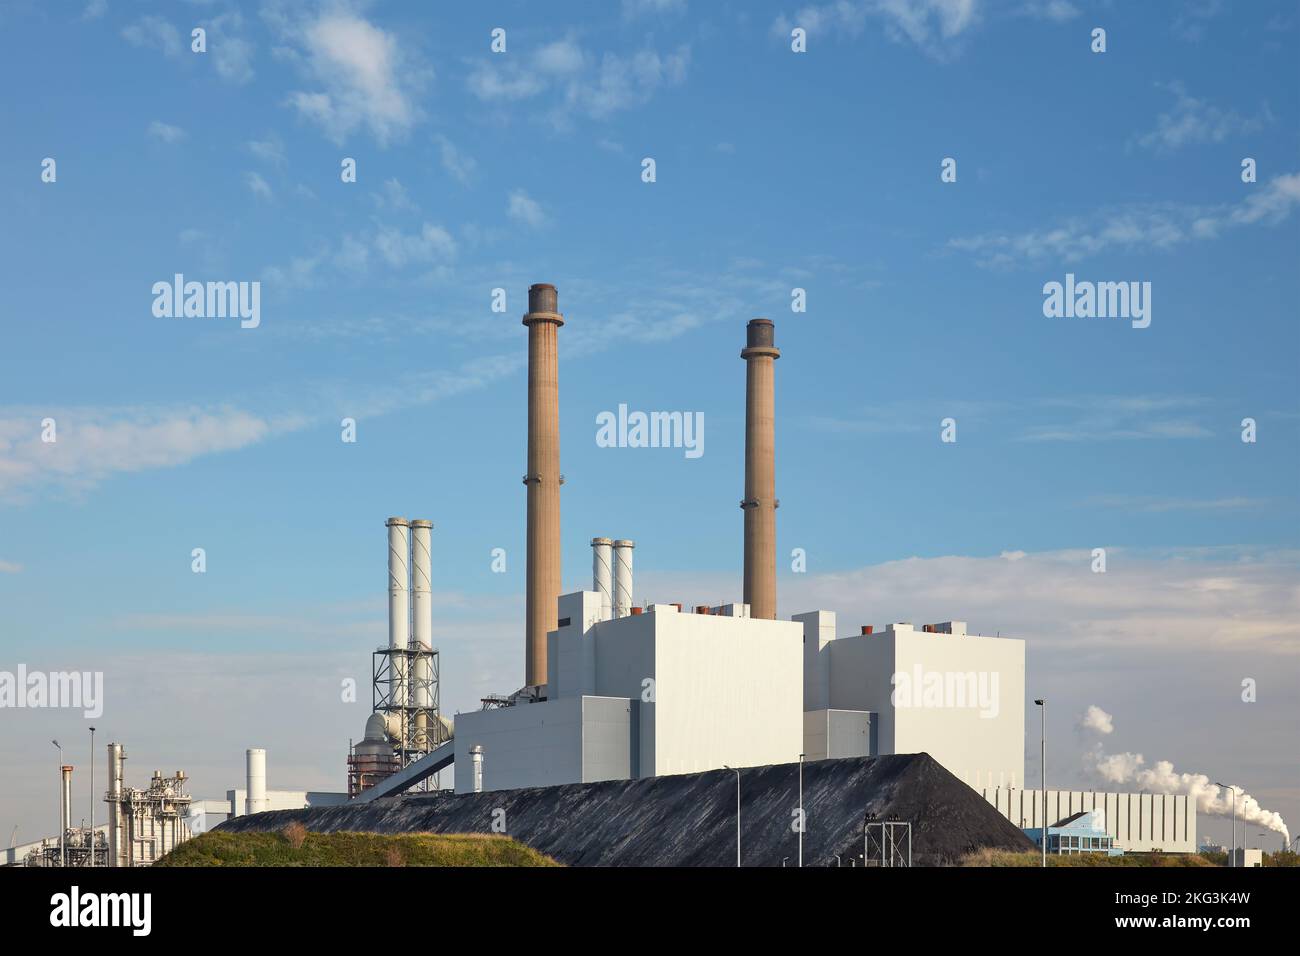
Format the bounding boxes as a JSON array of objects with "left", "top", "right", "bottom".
[
  {"left": 591, "top": 537, "right": 613, "bottom": 621},
  {"left": 245, "top": 748, "right": 267, "bottom": 815},
  {"left": 613, "top": 539, "right": 634, "bottom": 618},
  {"left": 470, "top": 745, "right": 484, "bottom": 793},
  {"left": 410, "top": 519, "right": 433, "bottom": 744},
  {"left": 106, "top": 743, "right": 124, "bottom": 867},
  {"left": 386, "top": 517, "right": 411, "bottom": 710},
  {"left": 60, "top": 764, "right": 73, "bottom": 840}
]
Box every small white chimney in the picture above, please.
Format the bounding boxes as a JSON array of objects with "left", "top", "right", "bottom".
[
  {"left": 245, "top": 748, "right": 267, "bottom": 815},
  {"left": 470, "top": 745, "right": 484, "bottom": 794},
  {"left": 613, "top": 539, "right": 634, "bottom": 618},
  {"left": 591, "top": 537, "right": 613, "bottom": 621}
]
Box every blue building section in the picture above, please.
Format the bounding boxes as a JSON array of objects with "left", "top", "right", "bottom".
[{"left": 1024, "top": 809, "right": 1123, "bottom": 856}]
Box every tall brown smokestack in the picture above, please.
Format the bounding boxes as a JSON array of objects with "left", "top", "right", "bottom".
[
  {"left": 523, "top": 283, "right": 563, "bottom": 686},
  {"left": 741, "top": 318, "right": 779, "bottom": 620}
]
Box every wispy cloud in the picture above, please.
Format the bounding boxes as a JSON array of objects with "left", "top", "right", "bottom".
[
  {"left": 949, "top": 171, "right": 1300, "bottom": 268},
  {"left": 246, "top": 136, "right": 286, "bottom": 166},
  {"left": 245, "top": 170, "right": 274, "bottom": 201},
  {"left": 1085, "top": 495, "right": 1266, "bottom": 513},
  {"left": 121, "top": 15, "right": 182, "bottom": 58},
  {"left": 0, "top": 406, "right": 303, "bottom": 501},
  {"left": 1135, "top": 81, "right": 1272, "bottom": 152},
  {"left": 467, "top": 36, "right": 689, "bottom": 123},
  {"left": 0, "top": 559, "right": 22, "bottom": 574},
  {"left": 435, "top": 134, "right": 476, "bottom": 184},
  {"left": 506, "top": 189, "right": 547, "bottom": 229},
  {"left": 147, "top": 120, "right": 186, "bottom": 144},
  {"left": 772, "top": 0, "right": 981, "bottom": 59}
]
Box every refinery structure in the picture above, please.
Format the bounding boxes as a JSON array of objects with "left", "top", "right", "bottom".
[{"left": 11, "top": 281, "right": 1203, "bottom": 865}]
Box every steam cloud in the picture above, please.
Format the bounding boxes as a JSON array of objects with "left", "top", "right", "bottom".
[{"left": 1082, "top": 705, "right": 1289, "bottom": 843}]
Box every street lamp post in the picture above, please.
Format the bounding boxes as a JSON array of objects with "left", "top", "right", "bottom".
[
  {"left": 51, "top": 739, "right": 63, "bottom": 866},
  {"left": 1034, "top": 699, "right": 1046, "bottom": 868},
  {"left": 724, "top": 765, "right": 741, "bottom": 867},
  {"left": 1215, "top": 782, "right": 1237, "bottom": 867},
  {"left": 798, "top": 753, "right": 805, "bottom": 868},
  {"left": 88, "top": 726, "right": 96, "bottom": 868}
]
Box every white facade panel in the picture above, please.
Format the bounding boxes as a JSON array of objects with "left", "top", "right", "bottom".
[
  {"left": 819, "top": 624, "right": 1024, "bottom": 790},
  {"left": 983, "top": 788, "right": 1196, "bottom": 853}
]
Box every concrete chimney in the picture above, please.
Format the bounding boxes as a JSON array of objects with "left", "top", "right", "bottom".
[
  {"left": 410, "top": 519, "right": 433, "bottom": 745},
  {"left": 591, "top": 537, "right": 613, "bottom": 621},
  {"left": 386, "top": 517, "right": 410, "bottom": 707},
  {"left": 523, "top": 283, "right": 564, "bottom": 687},
  {"left": 245, "top": 748, "right": 267, "bottom": 815},
  {"left": 613, "top": 539, "right": 634, "bottom": 618},
  {"left": 741, "top": 318, "right": 779, "bottom": 620}
]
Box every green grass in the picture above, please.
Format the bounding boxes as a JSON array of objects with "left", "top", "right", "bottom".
[
  {"left": 960, "top": 848, "right": 1216, "bottom": 867},
  {"left": 157, "top": 829, "right": 560, "bottom": 867}
]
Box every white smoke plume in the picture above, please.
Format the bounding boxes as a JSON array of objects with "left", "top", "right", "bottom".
[{"left": 1081, "top": 704, "right": 1289, "bottom": 842}]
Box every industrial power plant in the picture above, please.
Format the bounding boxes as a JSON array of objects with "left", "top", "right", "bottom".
[{"left": 12, "top": 282, "right": 1208, "bottom": 866}]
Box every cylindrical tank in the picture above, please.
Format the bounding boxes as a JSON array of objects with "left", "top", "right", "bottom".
[
  {"left": 245, "top": 748, "right": 267, "bottom": 815},
  {"left": 613, "top": 540, "right": 635, "bottom": 618},
  {"left": 591, "top": 537, "right": 613, "bottom": 621},
  {"left": 386, "top": 517, "right": 411, "bottom": 708}
]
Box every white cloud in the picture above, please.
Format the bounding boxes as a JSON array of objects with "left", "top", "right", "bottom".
[
  {"left": 286, "top": 14, "right": 425, "bottom": 145},
  {"left": 1079, "top": 704, "right": 1113, "bottom": 734},
  {"left": 1137, "top": 82, "right": 1271, "bottom": 152},
  {"left": 82, "top": 0, "right": 107, "bottom": 22},
  {"left": 0, "top": 560, "right": 22, "bottom": 574},
  {"left": 121, "top": 16, "right": 183, "bottom": 58},
  {"left": 507, "top": 189, "right": 547, "bottom": 229},
  {"left": 245, "top": 171, "right": 274, "bottom": 201},
  {"left": 949, "top": 171, "right": 1300, "bottom": 268},
  {"left": 147, "top": 120, "right": 186, "bottom": 144}
]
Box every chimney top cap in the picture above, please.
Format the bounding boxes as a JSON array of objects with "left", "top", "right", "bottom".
[
  {"left": 524, "top": 283, "right": 563, "bottom": 324},
  {"left": 743, "top": 318, "right": 779, "bottom": 355},
  {"left": 410, "top": 519, "right": 433, "bottom": 529},
  {"left": 385, "top": 516, "right": 410, "bottom": 527},
  {"left": 591, "top": 536, "right": 613, "bottom": 546},
  {"left": 613, "top": 539, "right": 635, "bottom": 548}
]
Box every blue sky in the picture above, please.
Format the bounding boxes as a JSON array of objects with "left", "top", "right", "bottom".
[{"left": 1, "top": 0, "right": 1297, "bottom": 847}]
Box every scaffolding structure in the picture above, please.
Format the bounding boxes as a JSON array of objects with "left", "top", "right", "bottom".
[
  {"left": 370, "top": 646, "right": 449, "bottom": 791},
  {"left": 864, "top": 816, "right": 913, "bottom": 867}
]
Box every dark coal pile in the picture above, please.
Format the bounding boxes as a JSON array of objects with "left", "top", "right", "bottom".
[{"left": 218, "top": 753, "right": 1034, "bottom": 866}]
